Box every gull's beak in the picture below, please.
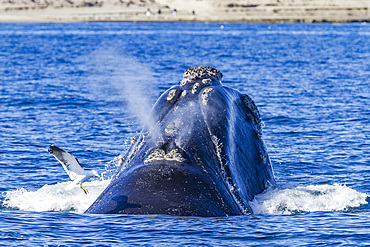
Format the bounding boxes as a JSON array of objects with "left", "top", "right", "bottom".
[{"left": 97, "top": 174, "right": 101, "bottom": 179}]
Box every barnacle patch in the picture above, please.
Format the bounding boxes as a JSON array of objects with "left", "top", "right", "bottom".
[
  {"left": 201, "top": 88, "right": 214, "bottom": 105},
  {"left": 144, "top": 148, "right": 185, "bottom": 164},
  {"left": 167, "top": 89, "right": 178, "bottom": 102}
]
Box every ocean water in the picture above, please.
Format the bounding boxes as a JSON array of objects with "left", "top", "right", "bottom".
[{"left": 0, "top": 22, "right": 369, "bottom": 246}]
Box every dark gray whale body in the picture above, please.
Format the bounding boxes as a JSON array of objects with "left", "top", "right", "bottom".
[{"left": 86, "top": 66, "right": 275, "bottom": 216}]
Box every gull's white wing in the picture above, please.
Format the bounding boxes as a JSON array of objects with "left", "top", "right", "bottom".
[{"left": 48, "top": 145, "right": 86, "bottom": 181}]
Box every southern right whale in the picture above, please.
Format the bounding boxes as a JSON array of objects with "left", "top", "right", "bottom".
[{"left": 85, "top": 66, "right": 276, "bottom": 216}]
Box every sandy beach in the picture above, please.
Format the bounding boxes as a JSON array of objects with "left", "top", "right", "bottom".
[{"left": 0, "top": 0, "right": 369, "bottom": 23}]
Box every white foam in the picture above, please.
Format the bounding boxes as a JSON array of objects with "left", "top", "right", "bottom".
[
  {"left": 2, "top": 180, "right": 110, "bottom": 213},
  {"left": 250, "top": 184, "right": 369, "bottom": 215},
  {"left": 2, "top": 180, "right": 368, "bottom": 215}
]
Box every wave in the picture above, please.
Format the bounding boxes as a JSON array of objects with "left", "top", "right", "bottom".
[{"left": 250, "top": 183, "right": 369, "bottom": 215}]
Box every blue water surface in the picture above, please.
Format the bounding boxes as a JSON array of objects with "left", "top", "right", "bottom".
[{"left": 0, "top": 22, "right": 369, "bottom": 246}]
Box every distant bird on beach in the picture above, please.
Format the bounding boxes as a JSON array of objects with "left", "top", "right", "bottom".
[{"left": 48, "top": 145, "right": 100, "bottom": 194}]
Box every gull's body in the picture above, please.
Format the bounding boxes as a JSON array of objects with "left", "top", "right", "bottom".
[{"left": 48, "top": 145, "right": 100, "bottom": 194}]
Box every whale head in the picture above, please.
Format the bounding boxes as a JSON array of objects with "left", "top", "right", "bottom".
[{"left": 85, "top": 66, "right": 275, "bottom": 216}]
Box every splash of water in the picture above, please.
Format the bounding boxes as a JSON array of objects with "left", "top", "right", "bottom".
[
  {"left": 2, "top": 180, "right": 110, "bottom": 213},
  {"left": 250, "top": 183, "right": 369, "bottom": 215},
  {"left": 3, "top": 182, "right": 367, "bottom": 215}
]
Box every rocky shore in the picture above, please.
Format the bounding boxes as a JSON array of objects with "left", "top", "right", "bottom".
[{"left": 0, "top": 0, "right": 369, "bottom": 23}]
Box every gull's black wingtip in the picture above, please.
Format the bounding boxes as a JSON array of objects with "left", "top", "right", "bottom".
[
  {"left": 48, "top": 145, "right": 66, "bottom": 155},
  {"left": 48, "top": 144, "right": 56, "bottom": 154},
  {"left": 48, "top": 144, "right": 63, "bottom": 154}
]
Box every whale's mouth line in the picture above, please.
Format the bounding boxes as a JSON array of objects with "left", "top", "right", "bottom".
[{"left": 209, "top": 133, "right": 250, "bottom": 214}]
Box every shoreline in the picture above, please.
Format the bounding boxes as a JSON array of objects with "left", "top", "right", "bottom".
[{"left": 0, "top": 0, "right": 369, "bottom": 23}]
